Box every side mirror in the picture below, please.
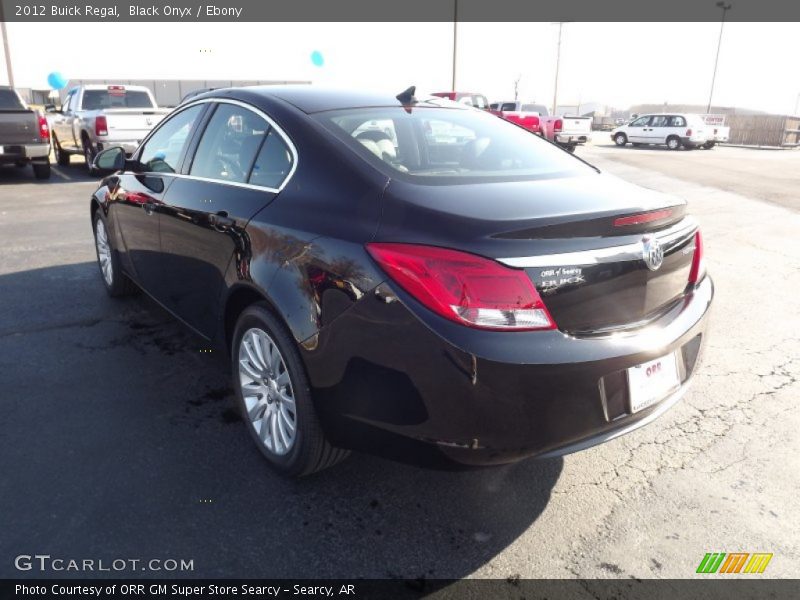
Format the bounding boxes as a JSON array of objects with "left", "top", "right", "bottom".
[{"left": 93, "top": 146, "right": 126, "bottom": 172}]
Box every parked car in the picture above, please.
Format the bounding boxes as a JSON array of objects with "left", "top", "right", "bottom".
[
  {"left": 540, "top": 113, "right": 593, "bottom": 152},
  {"left": 431, "top": 91, "right": 490, "bottom": 109},
  {"left": 612, "top": 114, "right": 708, "bottom": 150},
  {"left": 700, "top": 114, "right": 730, "bottom": 149},
  {"left": 0, "top": 86, "right": 51, "bottom": 179},
  {"left": 488, "top": 101, "right": 545, "bottom": 133},
  {"left": 89, "top": 87, "right": 712, "bottom": 476},
  {"left": 48, "top": 84, "right": 170, "bottom": 173}
]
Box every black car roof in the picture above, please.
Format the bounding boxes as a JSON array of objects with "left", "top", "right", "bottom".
[{"left": 221, "top": 85, "right": 457, "bottom": 114}]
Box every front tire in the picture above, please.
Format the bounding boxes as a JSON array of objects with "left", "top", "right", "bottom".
[
  {"left": 614, "top": 133, "right": 627, "bottom": 146},
  {"left": 92, "top": 211, "right": 137, "bottom": 297},
  {"left": 232, "top": 304, "right": 348, "bottom": 477}
]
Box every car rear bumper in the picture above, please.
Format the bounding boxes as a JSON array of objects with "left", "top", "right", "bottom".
[
  {"left": 0, "top": 142, "right": 50, "bottom": 162},
  {"left": 304, "top": 273, "right": 713, "bottom": 467},
  {"left": 95, "top": 140, "right": 140, "bottom": 155},
  {"left": 555, "top": 133, "right": 589, "bottom": 145}
]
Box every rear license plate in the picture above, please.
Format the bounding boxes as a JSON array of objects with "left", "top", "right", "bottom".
[{"left": 627, "top": 352, "right": 680, "bottom": 413}]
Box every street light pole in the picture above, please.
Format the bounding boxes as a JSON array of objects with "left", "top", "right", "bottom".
[
  {"left": 706, "top": 1, "right": 732, "bottom": 113},
  {"left": 552, "top": 22, "right": 563, "bottom": 116},
  {"left": 0, "top": 2, "right": 15, "bottom": 87},
  {"left": 451, "top": 0, "right": 458, "bottom": 90}
]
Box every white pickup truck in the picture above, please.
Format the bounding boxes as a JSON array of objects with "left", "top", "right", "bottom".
[
  {"left": 700, "top": 114, "right": 730, "bottom": 148},
  {"left": 47, "top": 84, "right": 169, "bottom": 173}
]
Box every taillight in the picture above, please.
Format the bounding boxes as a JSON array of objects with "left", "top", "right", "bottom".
[
  {"left": 366, "top": 243, "right": 556, "bottom": 331},
  {"left": 686, "top": 128, "right": 692, "bottom": 136},
  {"left": 688, "top": 231, "right": 705, "bottom": 285},
  {"left": 37, "top": 113, "right": 50, "bottom": 143},
  {"left": 95, "top": 116, "right": 108, "bottom": 136},
  {"left": 554, "top": 119, "right": 563, "bottom": 132},
  {"left": 614, "top": 208, "right": 673, "bottom": 227}
]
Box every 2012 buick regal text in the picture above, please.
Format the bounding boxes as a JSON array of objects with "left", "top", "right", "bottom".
[{"left": 89, "top": 86, "right": 713, "bottom": 477}]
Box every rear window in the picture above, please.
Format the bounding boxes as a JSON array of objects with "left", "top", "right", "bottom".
[
  {"left": 315, "top": 106, "right": 593, "bottom": 184},
  {"left": 82, "top": 89, "right": 154, "bottom": 110},
  {"left": 0, "top": 89, "right": 25, "bottom": 111}
]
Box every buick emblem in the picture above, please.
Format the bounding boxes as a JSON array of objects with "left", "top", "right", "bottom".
[{"left": 642, "top": 236, "right": 664, "bottom": 271}]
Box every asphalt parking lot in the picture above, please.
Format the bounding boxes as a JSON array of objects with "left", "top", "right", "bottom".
[{"left": 1, "top": 145, "right": 798, "bottom": 580}]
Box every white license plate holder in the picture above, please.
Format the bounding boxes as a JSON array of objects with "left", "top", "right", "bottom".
[{"left": 627, "top": 352, "right": 680, "bottom": 414}]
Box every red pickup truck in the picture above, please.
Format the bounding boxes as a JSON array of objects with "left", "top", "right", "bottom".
[{"left": 488, "top": 101, "right": 547, "bottom": 134}]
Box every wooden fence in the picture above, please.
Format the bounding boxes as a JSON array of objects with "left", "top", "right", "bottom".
[{"left": 726, "top": 115, "right": 800, "bottom": 147}]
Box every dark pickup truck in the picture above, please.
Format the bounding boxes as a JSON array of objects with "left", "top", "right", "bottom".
[{"left": 0, "top": 87, "right": 51, "bottom": 179}]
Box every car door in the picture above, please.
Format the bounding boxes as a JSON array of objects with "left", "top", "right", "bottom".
[
  {"left": 111, "top": 103, "right": 207, "bottom": 294},
  {"left": 627, "top": 115, "right": 651, "bottom": 143},
  {"left": 157, "top": 100, "right": 296, "bottom": 338},
  {"left": 51, "top": 89, "right": 77, "bottom": 150},
  {"left": 645, "top": 114, "right": 670, "bottom": 144}
]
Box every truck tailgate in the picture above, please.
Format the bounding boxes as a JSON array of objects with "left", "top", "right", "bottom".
[
  {"left": 560, "top": 117, "right": 593, "bottom": 135},
  {"left": 105, "top": 110, "right": 167, "bottom": 141},
  {"left": 0, "top": 110, "right": 41, "bottom": 145}
]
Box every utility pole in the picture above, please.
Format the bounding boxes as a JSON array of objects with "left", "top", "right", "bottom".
[
  {"left": 552, "top": 22, "right": 564, "bottom": 116},
  {"left": 451, "top": 0, "right": 458, "bottom": 90},
  {"left": 0, "top": 2, "right": 14, "bottom": 87},
  {"left": 707, "top": 2, "right": 732, "bottom": 113}
]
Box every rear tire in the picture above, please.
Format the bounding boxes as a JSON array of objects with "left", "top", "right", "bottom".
[
  {"left": 703, "top": 141, "right": 716, "bottom": 149},
  {"left": 32, "top": 162, "right": 51, "bottom": 180},
  {"left": 53, "top": 134, "right": 70, "bottom": 166},
  {"left": 92, "top": 211, "right": 137, "bottom": 297},
  {"left": 565, "top": 144, "right": 576, "bottom": 153},
  {"left": 614, "top": 133, "right": 627, "bottom": 146},
  {"left": 666, "top": 136, "right": 681, "bottom": 150},
  {"left": 232, "top": 304, "right": 349, "bottom": 477},
  {"left": 83, "top": 136, "right": 99, "bottom": 175}
]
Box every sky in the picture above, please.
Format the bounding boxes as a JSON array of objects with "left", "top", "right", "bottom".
[{"left": 1, "top": 21, "right": 798, "bottom": 115}]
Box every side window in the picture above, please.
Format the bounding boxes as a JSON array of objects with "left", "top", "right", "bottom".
[
  {"left": 670, "top": 116, "right": 686, "bottom": 127},
  {"left": 249, "top": 130, "right": 294, "bottom": 189},
  {"left": 630, "top": 116, "right": 650, "bottom": 127},
  {"left": 501, "top": 102, "right": 516, "bottom": 112},
  {"left": 139, "top": 105, "right": 203, "bottom": 173},
  {"left": 472, "top": 95, "right": 488, "bottom": 109},
  {"left": 190, "top": 103, "right": 268, "bottom": 184},
  {"left": 650, "top": 116, "right": 669, "bottom": 127}
]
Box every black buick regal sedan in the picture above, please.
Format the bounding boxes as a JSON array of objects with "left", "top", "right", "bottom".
[{"left": 89, "top": 86, "right": 713, "bottom": 476}]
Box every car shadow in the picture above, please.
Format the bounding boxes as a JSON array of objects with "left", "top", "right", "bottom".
[
  {"left": 0, "top": 262, "right": 563, "bottom": 580},
  {"left": 0, "top": 158, "right": 100, "bottom": 185}
]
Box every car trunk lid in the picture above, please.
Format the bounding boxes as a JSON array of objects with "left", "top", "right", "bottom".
[{"left": 377, "top": 172, "right": 698, "bottom": 333}]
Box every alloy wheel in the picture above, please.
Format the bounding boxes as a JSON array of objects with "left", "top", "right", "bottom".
[
  {"left": 95, "top": 219, "right": 113, "bottom": 286},
  {"left": 238, "top": 328, "right": 297, "bottom": 456}
]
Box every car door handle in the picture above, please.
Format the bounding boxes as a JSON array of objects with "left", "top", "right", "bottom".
[{"left": 209, "top": 211, "right": 234, "bottom": 227}]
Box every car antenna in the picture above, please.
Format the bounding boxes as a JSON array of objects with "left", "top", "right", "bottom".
[{"left": 396, "top": 86, "right": 417, "bottom": 104}]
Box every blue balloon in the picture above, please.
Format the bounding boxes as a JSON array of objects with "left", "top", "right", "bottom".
[
  {"left": 47, "top": 72, "right": 68, "bottom": 90},
  {"left": 310, "top": 51, "right": 324, "bottom": 67}
]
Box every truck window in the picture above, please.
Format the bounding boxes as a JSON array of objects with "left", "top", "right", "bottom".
[
  {"left": 0, "top": 89, "right": 25, "bottom": 111},
  {"left": 521, "top": 104, "right": 548, "bottom": 115},
  {"left": 501, "top": 103, "right": 516, "bottom": 111},
  {"left": 82, "top": 90, "right": 154, "bottom": 110}
]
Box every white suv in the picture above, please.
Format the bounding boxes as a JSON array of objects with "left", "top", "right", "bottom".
[{"left": 611, "top": 113, "right": 708, "bottom": 150}]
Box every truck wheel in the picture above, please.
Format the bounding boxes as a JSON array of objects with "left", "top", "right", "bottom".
[
  {"left": 32, "top": 162, "right": 51, "bottom": 180},
  {"left": 52, "top": 135, "right": 71, "bottom": 166},
  {"left": 666, "top": 136, "right": 681, "bottom": 150},
  {"left": 83, "top": 136, "right": 99, "bottom": 175},
  {"left": 703, "top": 141, "right": 716, "bottom": 149},
  {"left": 614, "top": 133, "right": 627, "bottom": 146},
  {"left": 565, "top": 145, "right": 576, "bottom": 153}
]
